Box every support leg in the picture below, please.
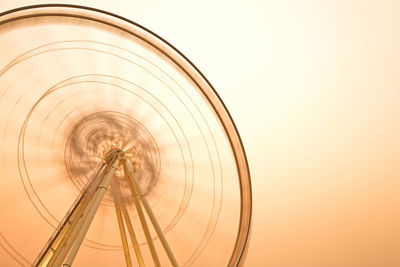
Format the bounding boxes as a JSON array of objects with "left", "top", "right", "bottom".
[
  {"left": 111, "top": 181, "right": 132, "bottom": 267},
  {"left": 34, "top": 162, "right": 106, "bottom": 267},
  {"left": 113, "top": 178, "right": 145, "bottom": 267},
  {"left": 62, "top": 155, "right": 120, "bottom": 266},
  {"left": 123, "top": 159, "right": 179, "bottom": 267},
  {"left": 123, "top": 163, "right": 161, "bottom": 267},
  {"left": 120, "top": 203, "right": 145, "bottom": 267},
  {"left": 52, "top": 162, "right": 113, "bottom": 267}
]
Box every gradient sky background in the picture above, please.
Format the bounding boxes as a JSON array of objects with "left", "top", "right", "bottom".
[{"left": 1, "top": 1, "right": 399, "bottom": 266}]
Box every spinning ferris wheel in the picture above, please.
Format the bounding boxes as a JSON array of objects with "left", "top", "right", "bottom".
[{"left": 0, "top": 5, "right": 251, "bottom": 266}]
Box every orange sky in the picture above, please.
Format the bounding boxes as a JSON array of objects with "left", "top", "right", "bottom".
[{"left": 0, "top": 1, "right": 399, "bottom": 266}]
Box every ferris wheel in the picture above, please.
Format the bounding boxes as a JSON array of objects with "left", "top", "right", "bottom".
[{"left": 0, "top": 5, "right": 251, "bottom": 266}]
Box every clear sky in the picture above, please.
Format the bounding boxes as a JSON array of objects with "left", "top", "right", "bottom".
[{"left": 0, "top": 1, "right": 399, "bottom": 266}]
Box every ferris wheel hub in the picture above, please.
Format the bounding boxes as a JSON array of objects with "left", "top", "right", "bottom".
[{"left": 103, "top": 147, "right": 124, "bottom": 163}]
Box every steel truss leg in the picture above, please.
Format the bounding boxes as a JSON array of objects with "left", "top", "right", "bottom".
[
  {"left": 123, "top": 161, "right": 161, "bottom": 267},
  {"left": 123, "top": 159, "right": 179, "bottom": 267},
  {"left": 120, "top": 201, "right": 145, "bottom": 267},
  {"left": 112, "top": 178, "right": 145, "bottom": 267},
  {"left": 34, "top": 162, "right": 106, "bottom": 267},
  {"left": 111, "top": 180, "right": 132, "bottom": 267},
  {"left": 63, "top": 156, "right": 121, "bottom": 266}
]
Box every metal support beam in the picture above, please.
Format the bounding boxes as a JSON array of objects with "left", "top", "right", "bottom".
[
  {"left": 113, "top": 178, "right": 145, "bottom": 267},
  {"left": 34, "top": 162, "right": 106, "bottom": 267},
  {"left": 111, "top": 180, "right": 132, "bottom": 267},
  {"left": 51, "top": 162, "right": 115, "bottom": 267},
  {"left": 123, "top": 159, "right": 179, "bottom": 267},
  {"left": 52, "top": 179, "right": 101, "bottom": 267},
  {"left": 62, "top": 155, "right": 120, "bottom": 266},
  {"left": 123, "top": 162, "right": 161, "bottom": 267},
  {"left": 120, "top": 202, "right": 145, "bottom": 267},
  {"left": 115, "top": 202, "right": 132, "bottom": 267}
]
